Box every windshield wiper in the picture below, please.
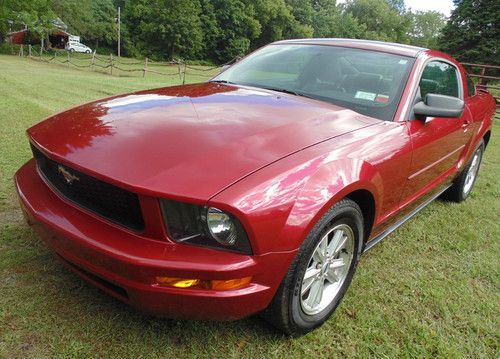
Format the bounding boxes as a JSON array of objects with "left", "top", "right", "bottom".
[
  {"left": 256, "top": 85, "right": 315, "bottom": 100},
  {"left": 210, "top": 82, "right": 315, "bottom": 100},
  {"left": 210, "top": 80, "right": 236, "bottom": 84}
]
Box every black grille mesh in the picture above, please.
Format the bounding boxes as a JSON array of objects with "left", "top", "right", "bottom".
[{"left": 31, "top": 144, "right": 145, "bottom": 232}]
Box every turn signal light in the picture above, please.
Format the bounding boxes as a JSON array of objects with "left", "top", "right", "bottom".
[
  {"left": 155, "top": 276, "right": 252, "bottom": 291},
  {"left": 211, "top": 277, "right": 252, "bottom": 290}
]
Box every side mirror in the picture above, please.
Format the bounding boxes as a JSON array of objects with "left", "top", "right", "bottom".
[{"left": 413, "top": 93, "right": 464, "bottom": 119}]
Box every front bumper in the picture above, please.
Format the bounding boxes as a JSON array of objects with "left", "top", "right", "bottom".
[{"left": 15, "top": 159, "right": 296, "bottom": 320}]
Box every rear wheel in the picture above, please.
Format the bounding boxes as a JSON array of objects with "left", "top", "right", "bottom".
[
  {"left": 442, "top": 140, "right": 485, "bottom": 202},
  {"left": 263, "top": 198, "right": 363, "bottom": 336}
]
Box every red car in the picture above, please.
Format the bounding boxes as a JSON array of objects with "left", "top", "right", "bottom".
[{"left": 16, "top": 39, "right": 495, "bottom": 335}]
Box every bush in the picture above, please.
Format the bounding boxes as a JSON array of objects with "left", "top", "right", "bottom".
[{"left": 0, "top": 43, "right": 22, "bottom": 55}]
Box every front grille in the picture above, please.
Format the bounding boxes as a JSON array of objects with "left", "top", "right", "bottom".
[{"left": 31, "top": 144, "right": 145, "bottom": 232}]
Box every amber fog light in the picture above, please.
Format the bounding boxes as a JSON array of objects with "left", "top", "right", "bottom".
[
  {"left": 155, "top": 277, "right": 201, "bottom": 288},
  {"left": 155, "top": 276, "right": 252, "bottom": 291}
]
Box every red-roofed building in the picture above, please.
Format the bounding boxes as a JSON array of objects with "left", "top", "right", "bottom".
[
  {"left": 6, "top": 18, "right": 72, "bottom": 49},
  {"left": 7, "top": 29, "right": 27, "bottom": 44}
]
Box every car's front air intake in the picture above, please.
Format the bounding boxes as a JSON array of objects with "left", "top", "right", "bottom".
[{"left": 31, "top": 144, "right": 145, "bottom": 232}]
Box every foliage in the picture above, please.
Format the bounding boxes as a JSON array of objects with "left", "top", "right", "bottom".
[
  {"left": 199, "top": 0, "right": 260, "bottom": 63},
  {"left": 0, "top": 0, "right": 55, "bottom": 42},
  {"left": 249, "top": 0, "right": 313, "bottom": 49},
  {"left": 439, "top": 0, "right": 500, "bottom": 65},
  {"left": 50, "top": 0, "right": 117, "bottom": 48},
  {"left": 408, "top": 11, "right": 446, "bottom": 49},
  {"left": 342, "top": 0, "right": 412, "bottom": 43},
  {"left": 123, "top": 0, "right": 204, "bottom": 60},
  {"left": 2, "top": 0, "right": 497, "bottom": 66}
]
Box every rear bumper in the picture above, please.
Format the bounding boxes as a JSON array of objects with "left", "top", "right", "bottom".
[{"left": 15, "top": 159, "right": 296, "bottom": 320}]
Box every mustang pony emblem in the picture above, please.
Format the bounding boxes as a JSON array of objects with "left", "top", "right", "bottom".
[{"left": 57, "top": 165, "right": 79, "bottom": 184}]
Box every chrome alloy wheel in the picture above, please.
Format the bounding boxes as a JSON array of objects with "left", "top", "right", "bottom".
[
  {"left": 300, "top": 224, "right": 355, "bottom": 315},
  {"left": 463, "top": 148, "right": 481, "bottom": 195}
]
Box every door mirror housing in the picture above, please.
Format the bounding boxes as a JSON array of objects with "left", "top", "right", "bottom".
[{"left": 413, "top": 93, "right": 464, "bottom": 119}]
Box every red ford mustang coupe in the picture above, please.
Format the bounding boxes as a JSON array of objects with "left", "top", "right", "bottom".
[{"left": 16, "top": 39, "right": 495, "bottom": 335}]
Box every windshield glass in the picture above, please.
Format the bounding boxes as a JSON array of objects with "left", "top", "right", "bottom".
[{"left": 213, "top": 44, "right": 415, "bottom": 121}]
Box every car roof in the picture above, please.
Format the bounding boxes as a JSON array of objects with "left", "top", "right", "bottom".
[{"left": 273, "top": 38, "right": 427, "bottom": 58}]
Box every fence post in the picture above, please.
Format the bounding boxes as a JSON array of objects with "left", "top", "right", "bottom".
[
  {"left": 28, "top": 45, "right": 32, "bottom": 59},
  {"left": 40, "top": 46, "right": 43, "bottom": 60},
  {"left": 20, "top": 44, "right": 24, "bottom": 57},
  {"left": 177, "top": 61, "right": 182, "bottom": 82},
  {"left": 110, "top": 53, "right": 113, "bottom": 75},
  {"left": 143, "top": 57, "right": 148, "bottom": 78},
  {"left": 479, "top": 67, "right": 487, "bottom": 86},
  {"left": 182, "top": 63, "right": 186, "bottom": 85},
  {"left": 67, "top": 51, "right": 70, "bottom": 67}
]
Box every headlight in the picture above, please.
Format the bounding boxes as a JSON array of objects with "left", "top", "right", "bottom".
[
  {"left": 206, "top": 207, "right": 237, "bottom": 246},
  {"left": 160, "top": 200, "right": 252, "bottom": 254}
]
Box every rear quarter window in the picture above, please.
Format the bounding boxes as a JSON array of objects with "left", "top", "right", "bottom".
[{"left": 466, "top": 75, "right": 476, "bottom": 97}]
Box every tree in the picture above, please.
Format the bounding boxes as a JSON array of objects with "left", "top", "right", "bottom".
[
  {"left": 286, "top": 0, "right": 314, "bottom": 27},
  {"left": 439, "top": 0, "right": 499, "bottom": 65},
  {"left": 0, "top": 0, "right": 13, "bottom": 42},
  {"left": 203, "top": 0, "right": 261, "bottom": 63},
  {"left": 248, "top": 0, "right": 313, "bottom": 49},
  {"left": 409, "top": 11, "right": 446, "bottom": 49},
  {"left": 343, "top": 0, "right": 411, "bottom": 43},
  {"left": 386, "top": 0, "right": 405, "bottom": 13},
  {"left": 0, "top": 0, "right": 55, "bottom": 43},
  {"left": 51, "top": 0, "right": 117, "bottom": 49},
  {"left": 311, "top": 0, "right": 366, "bottom": 38},
  {"left": 123, "top": 0, "right": 204, "bottom": 60}
]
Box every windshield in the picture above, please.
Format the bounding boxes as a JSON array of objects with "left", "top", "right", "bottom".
[{"left": 212, "top": 44, "right": 415, "bottom": 121}]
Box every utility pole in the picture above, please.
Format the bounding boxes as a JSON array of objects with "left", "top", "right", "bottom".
[{"left": 117, "top": 6, "right": 121, "bottom": 57}]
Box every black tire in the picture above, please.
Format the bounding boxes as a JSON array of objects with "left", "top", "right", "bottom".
[
  {"left": 442, "top": 140, "right": 485, "bottom": 202},
  {"left": 263, "top": 198, "right": 364, "bottom": 336},
  {"left": 69, "top": 48, "right": 75, "bottom": 53},
  {"left": 86, "top": 50, "right": 91, "bottom": 54}
]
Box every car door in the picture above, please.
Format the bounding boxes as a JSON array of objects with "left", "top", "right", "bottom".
[{"left": 400, "top": 59, "right": 474, "bottom": 208}]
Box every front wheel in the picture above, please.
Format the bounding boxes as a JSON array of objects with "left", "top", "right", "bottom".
[
  {"left": 263, "top": 198, "right": 363, "bottom": 336},
  {"left": 442, "top": 140, "right": 485, "bottom": 202}
]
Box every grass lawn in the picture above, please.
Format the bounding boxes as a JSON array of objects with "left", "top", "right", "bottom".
[{"left": 0, "top": 54, "right": 499, "bottom": 358}]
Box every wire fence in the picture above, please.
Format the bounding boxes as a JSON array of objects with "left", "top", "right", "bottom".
[{"left": 16, "top": 44, "right": 236, "bottom": 84}]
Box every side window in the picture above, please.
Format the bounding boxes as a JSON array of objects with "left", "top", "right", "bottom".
[
  {"left": 466, "top": 75, "right": 476, "bottom": 97},
  {"left": 420, "top": 61, "right": 460, "bottom": 99}
]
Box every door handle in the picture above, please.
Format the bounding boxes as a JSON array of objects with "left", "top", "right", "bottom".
[{"left": 462, "top": 118, "right": 472, "bottom": 128}]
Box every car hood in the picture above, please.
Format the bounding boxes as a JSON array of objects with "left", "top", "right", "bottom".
[{"left": 28, "top": 82, "right": 379, "bottom": 201}]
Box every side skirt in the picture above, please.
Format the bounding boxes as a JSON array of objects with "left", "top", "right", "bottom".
[{"left": 362, "top": 184, "right": 452, "bottom": 253}]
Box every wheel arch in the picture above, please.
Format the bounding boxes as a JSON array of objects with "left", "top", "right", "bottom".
[
  {"left": 483, "top": 130, "right": 491, "bottom": 149},
  {"left": 345, "top": 189, "right": 376, "bottom": 244},
  {"left": 282, "top": 158, "right": 382, "bottom": 253}
]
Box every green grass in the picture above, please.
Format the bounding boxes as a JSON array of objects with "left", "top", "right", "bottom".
[{"left": 1, "top": 54, "right": 499, "bottom": 358}]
